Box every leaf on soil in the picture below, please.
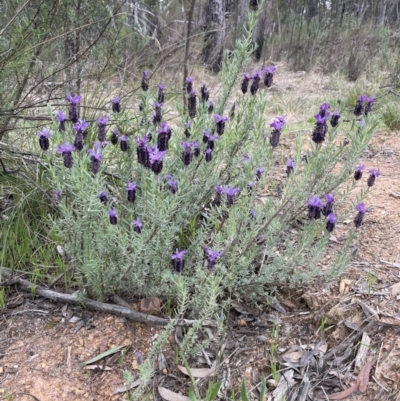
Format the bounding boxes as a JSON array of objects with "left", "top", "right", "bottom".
[
  {"left": 282, "top": 351, "right": 303, "bottom": 362},
  {"left": 272, "top": 370, "right": 295, "bottom": 400},
  {"left": 328, "top": 382, "right": 358, "bottom": 400},
  {"left": 85, "top": 365, "right": 113, "bottom": 370},
  {"left": 113, "top": 379, "right": 140, "bottom": 394},
  {"left": 99, "top": 338, "right": 108, "bottom": 353},
  {"left": 339, "top": 278, "right": 352, "bottom": 295},
  {"left": 231, "top": 300, "right": 259, "bottom": 315},
  {"left": 390, "top": 282, "right": 400, "bottom": 295},
  {"left": 178, "top": 365, "right": 215, "bottom": 378},
  {"left": 82, "top": 345, "right": 125, "bottom": 365},
  {"left": 357, "top": 362, "right": 372, "bottom": 393},
  {"left": 158, "top": 386, "right": 190, "bottom": 401}
]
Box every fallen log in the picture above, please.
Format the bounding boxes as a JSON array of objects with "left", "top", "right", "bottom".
[{"left": 0, "top": 268, "right": 213, "bottom": 327}]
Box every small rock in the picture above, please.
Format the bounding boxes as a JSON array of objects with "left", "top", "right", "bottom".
[
  {"left": 237, "top": 319, "right": 247, "bottom": 327},
  {"left": 140, "top": 297, "right": 161, "bottom": 316},
  {"left": 389, "top": 192, "right": 400, "bottom": 199}
]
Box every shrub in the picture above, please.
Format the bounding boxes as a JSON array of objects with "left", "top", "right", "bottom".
[
  {"left": 380, "top": 101, "right": 400, "bottom": 131},
  {"left": 20, "top": 9, "right": 377, "bottom": 321}
]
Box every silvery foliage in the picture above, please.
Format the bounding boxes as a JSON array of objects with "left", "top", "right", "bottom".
[{"left": 42, "top": 7, "right": 376, "bottom": 318}]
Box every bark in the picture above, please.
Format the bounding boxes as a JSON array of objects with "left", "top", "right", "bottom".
[{"left": 202, "top": 0, "right": 226, "bottom": 72}]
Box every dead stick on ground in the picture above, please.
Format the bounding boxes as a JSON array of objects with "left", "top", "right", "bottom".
[{"left": 0, "top": 268, "right": 214, "bottom": 327}]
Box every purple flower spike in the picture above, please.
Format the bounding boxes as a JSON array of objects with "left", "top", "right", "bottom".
[
  {"left": 264, "top": 66, "right": 276, "bottom": 87},
  {"left": 256, "top": 167, "right": 265, "bottom": 180},
  {"left": 73, "top": 119, "right": 90, "bottom": 135},
  {"left": 205, "top": 247, "right": 224, "bottom": 271},
  {"left": 96, "top": 116, "right": 109, "bottom": 125},
  {"left": 286, "top": 158, "right": 294, "bottom": 176},
  {"left": 354, "top": 203, "right": 367, "bottom": 228},
  {"left": 184, "top": 120, "right": 192, "bottom": 138},
  {"left": 223, "top": 185, "right": 240, "bottom": 207},
  {"left": 53, "top": 189, "right": 62, "bottom": 202},
  {"left": 208, "top": 101, "right": 214, "bottom": 114},
  {"left": 36, "top": 128, "right": 52, "bottom": 151},
  {"left": 319, "top": 102, "right": 330, "bottom": 118},
  {"left": 307, "top": 195, "right": 325, "bottom": 220},
  {"left": 354, "top": 164, "right": 365, "bottom": 180},
  {"left": 108, "top": 208, "right": 118, "bottom": 225},
  {"left": 323, "top": 193, "right": 335, "bottom": 216},
  {"left": 96, "top": 116, "right": 108, "bottom": 142},
  {"left": 171, "top": 249, "right": 187, "bottom": 273},
  {"left": 186, "top": 76, "right": 195, "bottom": 94},
  {"left": 88, "top": 145, "right": 102, "bottom": 174},
  {"left": 242, "top": 155, "right": 251, "bottom": 163},
  {"left": 188, "top": 90, "right": 197, "bottom": 119},
  {"left": 214, "top": 114, "right": 228, "bottom": 135},
  {"left": 168, "top": 179, "right": 178, "bottom": 194},
  {"left": 192, "top": 141, "right": 200, "bottom": 157},
  {"left": 56, "top": 110, "right": 67, "bottom": 132},
  {"left": 98, "top": 191, "right": 108, "bottom": 204},
  {"left": 181, "top": 141, "right": 193, "bottom": 166},
  {"left": 312, "top": 114, "right": 329, "bottom": 144},
  {"left": 200, "top": 83, "right": 209, "bottom": 102},
  {"left": 135, "top": 351, "right": 143, "bottom": 364},
  {"left": 354, "top": 95, "right": 367, "bottom": 116},
  {"left": 241, "top": 73, "right": 252, "bottom": 94},
  {"left": 141, "top": 71, "right": 149, "bottom": 91},
  {"left": 158, "top": 84, "right": 166, "bottom": 103},
  {"left": 127, "top": 182, "right": 137, "bottom": 203},
  {"left": 57, "top": 142, "right": 75, "bottom": 168},
  {"left": 132, "top": 218, "right": 142, "bottom": 234},
  {"left": 213, "top": 185, "right": 224, "bottom": 206},
  {"left": 250, "top": 209, "right": 257, "bottom": 219},
  {"left": 356, "top": 203, "right": 367, "bottom": 213},
  {"left": 330, "top": 109, "right": 341, "bottom": 128},
  {"left": 111, "top": 97, "right": 121, "bottom": 113},
  {"left": 66, "top": 92, "right": 81, "bottom": 105},
  {"left": 367, "top": 168, "right": 380, "bottom": 187},
  {"left": 250, "top": 71, "right": 261, "bottom": 95},
  {"left": 270, "top": 115, "right": 286, "bottom": 148},
  {"left": 66, "top": 93, "right": 81, "bottom": 123},
  {"left": 326, "top": 213, "right": 336, "bottom": 232},
  {"left": 110, "top": 130, "right": 119, "bottom": 145},
  {"left": 149, "top": 149, "right": 166, "bottom": 175},
  {"left": 118, "top": 135, "right": 128, "bottom": 152},
  {"left": 364, "top": 94, "right": 376, "bottom": 116},
  {"left": 153, "top": 101, "right": 163, "bottom": 125},
  {"left": 205, "top": 148, "right": 213, "bottom": 162}
]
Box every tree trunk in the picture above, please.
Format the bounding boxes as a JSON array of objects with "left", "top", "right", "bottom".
[
  {"left": 202, "top": 0, "right": 226, "bottom": 72},
  {"left": 376, "top": 0, "right": 387, "bottom": 25}
]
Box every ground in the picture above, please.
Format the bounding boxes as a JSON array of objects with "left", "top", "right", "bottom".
[{"left": 1, "top": 68, "right": 400, "bottom": 401}]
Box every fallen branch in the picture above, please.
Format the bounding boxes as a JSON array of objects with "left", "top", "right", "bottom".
[{"left": 0, "top": 268, "right": 214, "bottom": 327}]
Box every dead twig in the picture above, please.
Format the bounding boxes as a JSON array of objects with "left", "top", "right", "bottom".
[{"left": 0, "top": 267, "right": 215, "bottom": 327}]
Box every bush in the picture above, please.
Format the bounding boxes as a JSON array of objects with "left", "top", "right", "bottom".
[
  {"left": 28, "top": 33, "right": 376, "bottom": 319},
  {"left": 380, "top": 101, "right": 400, "bottom": 131}
]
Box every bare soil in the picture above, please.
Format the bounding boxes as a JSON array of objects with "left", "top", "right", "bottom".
[{"left": 1, "top": 68, "right": 400, "bottom": 401}]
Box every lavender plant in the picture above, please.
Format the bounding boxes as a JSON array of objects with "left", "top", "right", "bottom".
[{"left": 35, "top": 5, "right": 378, "bottom": 323}]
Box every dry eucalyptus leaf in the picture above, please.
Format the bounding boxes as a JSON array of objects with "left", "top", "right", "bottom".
[
  {"left": 390, "top": 282, "right": 400, "bottom": 296},
  {"left": 328, "top": 382, "right": 358, "bottom": 400},
  {"left": 113, "top": 379, "right": 140, "bottom": 394},
  {"left": 339, "top": 278, "right": 352, "bottom": 295},
  {"left": 357, "top": 362, "right": 372, "bottom": 393},
  {"left": 282, "top": 351, "right": 303, "bottom": 362},
  {"left": 85, "top": 365, "right": 112, "bottom": 370},
  {"left": 178, "top": 364, "right": 216, "bottom": 378},
  {"left": 158, "top": 386, "right": 190, "bottom": 401}
]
